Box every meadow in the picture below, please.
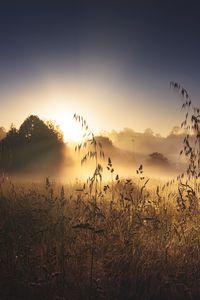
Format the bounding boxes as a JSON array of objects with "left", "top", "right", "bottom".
[
  {"left": 0, "top": 83, "right": 200, "bottom": 300},
  {"left": 0, "top": 172, "right": 200, "bottom": 300}
]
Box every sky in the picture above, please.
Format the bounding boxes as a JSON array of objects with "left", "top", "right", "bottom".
[{"left": 0, "top": 0, "right": 200, "bottom": 141}]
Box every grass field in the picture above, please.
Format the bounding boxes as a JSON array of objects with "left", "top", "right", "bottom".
[{"left": 0, "top": 172, "right": 200, "bottom": 300}]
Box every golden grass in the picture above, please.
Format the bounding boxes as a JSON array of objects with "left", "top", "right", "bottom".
[{"left": 0, "top": 175, "right": 200, "bottom": 300}]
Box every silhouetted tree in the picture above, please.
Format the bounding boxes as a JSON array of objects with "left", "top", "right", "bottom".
[
  {"left": 147, "top": 152, "right": 169, "bottom": 167},
  {"left": 0, "top": 115, "right": 65, "bottom": 174}
]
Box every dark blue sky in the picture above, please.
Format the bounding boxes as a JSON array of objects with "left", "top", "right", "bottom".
[
  {"left": 0, "top": 0, "right": 200, "bottom": 135},
  {"left": 0, "top": 1, "right": 199, "bottom": 81}
]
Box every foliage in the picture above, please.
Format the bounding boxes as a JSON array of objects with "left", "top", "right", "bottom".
[
  {"left": 0, "top": 115, "right": 65, "bottom": 174},
  {"left": 147, "top": 152, "right": 169, "bottom": 166}
]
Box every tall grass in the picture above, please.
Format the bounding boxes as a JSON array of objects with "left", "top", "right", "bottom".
[{"left": 0, "top": 176, "right": 200, "bottom": 300}]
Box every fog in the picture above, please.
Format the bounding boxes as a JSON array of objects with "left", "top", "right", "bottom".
[
  {"left": 1, "top": 123, "right": 189, "bottom": 183},
  {"left": 59, "top": 128, "right": 188, "bottom": 182}
]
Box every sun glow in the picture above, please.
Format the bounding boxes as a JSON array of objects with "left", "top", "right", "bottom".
[{"left": 54, "top": 114, "right": 84, "bottom": 142}]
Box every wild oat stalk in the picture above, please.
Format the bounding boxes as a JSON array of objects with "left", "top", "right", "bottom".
[
  {"left": 171, "top": 82, "right": 200, "bottom": 218},
  {"left": 73, "top": 113, "right": 104, "bottom": 299},
  {"left": 170, "top": 82, "right": 200, "bottom": 181}
]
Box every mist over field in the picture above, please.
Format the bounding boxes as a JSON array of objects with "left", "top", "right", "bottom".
[
  {"left": 68, "top": 128, "right": 187, "bottom": 180},
  {"left": 0, "top": 121, "right": 188, "bottom": 182}
]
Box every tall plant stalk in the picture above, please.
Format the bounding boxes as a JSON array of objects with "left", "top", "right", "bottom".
[{"left": 73, "top": 114, "right": 104, "bottom": 299}]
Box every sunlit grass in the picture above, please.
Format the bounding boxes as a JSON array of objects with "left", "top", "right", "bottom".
[{"left": 0, "top": 175, "right": 199, "bottom": 300}]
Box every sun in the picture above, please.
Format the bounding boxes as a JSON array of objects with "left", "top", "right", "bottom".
[
  {"left": 41, "top": 104, "right": 89, "bottom": 143},
  {"left": 54, "top": 114, "right": 84, "bottom": 143}
]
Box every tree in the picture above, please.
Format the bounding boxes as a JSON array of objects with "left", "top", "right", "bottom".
[
  {"left": 147, "top": 152, "right": 169, "bottom": 167},
  {"left": 18, "top": 115, "right": 63, "bottom": 143},
  {"left": 0, "top": 115, "right": 65, "bottom": 174}
]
